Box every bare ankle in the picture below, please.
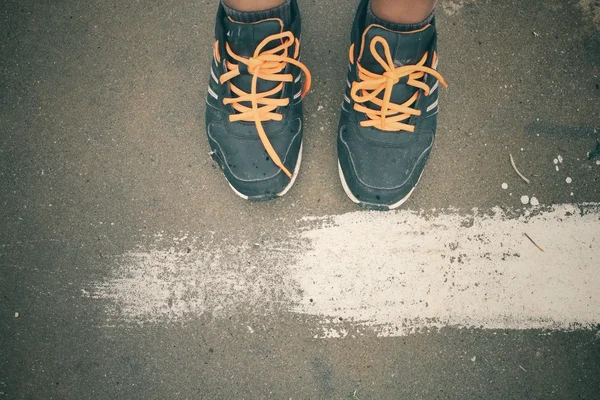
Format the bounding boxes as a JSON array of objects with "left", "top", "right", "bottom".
[
  {"left": 223, "top": 0, "right": 286, "bottom": 12},
  {"left": 370, "top": 0, "right": 436, "bottom": 24}
]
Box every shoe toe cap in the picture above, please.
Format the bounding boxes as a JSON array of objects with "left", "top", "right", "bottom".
[
  {"left": 338, "top": 125, "right": 433, "bottom": 207},
  {"left": 208, "top": 119, "right": 302, "bottom": 199}
]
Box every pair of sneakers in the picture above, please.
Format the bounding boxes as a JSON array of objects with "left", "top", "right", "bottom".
[{"left": 205, "top": 0, "right": 446, "bottom": 210}]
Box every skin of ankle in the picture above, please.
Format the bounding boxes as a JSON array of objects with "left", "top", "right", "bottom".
[
  {"left": 370, "top": 0, "right": 436, "bottom": 24},
  {"left": 223, "top": 0, "right": 286, "bottom": 12}
]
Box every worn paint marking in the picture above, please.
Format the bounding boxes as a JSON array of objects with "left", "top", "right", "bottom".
[{"left": 89, "top": 203, "right": 600, "bottom": 337}]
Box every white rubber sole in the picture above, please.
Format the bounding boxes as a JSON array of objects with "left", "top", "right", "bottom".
[
  {"left": 337, "top": 160, "right": 419, "bottom": 211},
  {"left": 227, "top": 143, "right": 303, "bottom": 200}
]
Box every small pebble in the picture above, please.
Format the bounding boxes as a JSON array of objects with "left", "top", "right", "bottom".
[
  {"left": 570, "top": 192, "right": 574, "bottom": 196},
  {"left": 471, "top": 356, "right": 477, "bottom": 362},
  {"left": 317, "top": 105, "right": 324, "bottom": 111},
  {"left": 530, "top": 197, "right": 539, "bottom": 206},
  {"left": 501, "top": 183, "right": 508, "bottom": 190},
  {"left": 521, "top": 195, "right": 530, "bottom": 205},
  {"left": 553, "top": 158, "right": 558, "bottom": 165},
  {"left": 14, "top": 312, "right": 19, "bottom": 318},
  {"left": 557, "top": 155, "right": 563, "bottom": 163},
  {"left": 596, "top": 160, "right": 600, "bottom": 165},
  {"left": 555, "top": 165, "right": 559, "bottom": 172},
  {"left": 566, "top": 177, "right": 572, "bottom": 184}
]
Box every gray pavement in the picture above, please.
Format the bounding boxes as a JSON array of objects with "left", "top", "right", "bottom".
[{"left": 1, "top": 0, "right": 600, "bottom": 399}]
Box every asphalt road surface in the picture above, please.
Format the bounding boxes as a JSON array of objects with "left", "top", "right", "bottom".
[{"left": 1, "top": 0, "right": 599, "bottom": 398}]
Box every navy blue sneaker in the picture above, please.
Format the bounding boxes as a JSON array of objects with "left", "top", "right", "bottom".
[
  {"left": 338, "top": 0, "right": 447, "bottom": 210},
  {"left": 205, "top": 0, "right": 311, "bottom": 200}
]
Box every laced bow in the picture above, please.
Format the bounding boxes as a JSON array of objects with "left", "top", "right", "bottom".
[
  {"left": 220, "top": 31, "right": 311, "bottom": 178},
  {"left": 351, "top": 36, "right": 447, "bottom": 132}
]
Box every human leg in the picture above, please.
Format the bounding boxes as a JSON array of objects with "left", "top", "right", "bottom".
[
  {"left": 370, "top": 0, "right": 436, "bottom": 24},
  {"left": 222, "top": 0, "right": 286, "bottom": 12}
]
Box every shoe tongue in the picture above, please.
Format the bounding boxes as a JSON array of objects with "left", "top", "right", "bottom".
[
  {"left": 361, "top": 24, "right": 434, "bottom": 70},
  {"left": 223, "top": 17, "right": 285, "bottom": 58},
  {"left": 360, "top": 24, "right": 434, "bottom": 106}
]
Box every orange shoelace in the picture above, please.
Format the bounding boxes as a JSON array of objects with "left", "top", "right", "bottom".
[
  {"left": 351, "top": 36, "right": 447, "bottom": 132},
  {"left": 220, "top": 31, "right": 311, "bottom": 178}
]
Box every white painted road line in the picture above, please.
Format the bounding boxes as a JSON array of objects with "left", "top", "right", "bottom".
[{"left": 89, "top": 203, "right": 600, "bottom": 337}]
